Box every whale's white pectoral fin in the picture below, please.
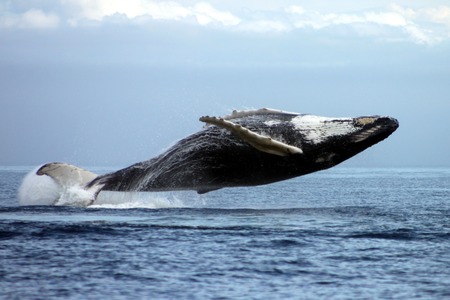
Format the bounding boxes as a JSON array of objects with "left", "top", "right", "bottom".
[{"left": 199, "top": 116, "right": 303, "bottom": 156}]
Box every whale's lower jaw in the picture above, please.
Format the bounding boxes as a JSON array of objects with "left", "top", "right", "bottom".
[{"left": 31, "top": 108, "right": 399, "bottom": 203}]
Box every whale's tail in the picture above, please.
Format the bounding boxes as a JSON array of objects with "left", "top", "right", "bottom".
[{"left": 35, "top": 162, "right": 104, "bottom": 205}]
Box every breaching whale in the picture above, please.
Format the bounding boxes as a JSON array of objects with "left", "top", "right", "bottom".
[{"left": 32, "top": 108, "right": 398, "bottom": 204}]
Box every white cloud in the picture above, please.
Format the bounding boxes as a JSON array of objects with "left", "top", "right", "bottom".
[
  {"left": 0, "top": 9, "right": 59, "bottom": 29},
  {"left": 68, "top": 0, "right": 191, "bottom": 21},
  {"left": 364, "top": 12, "right": 407, "bottom": 27},
  {"left": 1, "top": 1, "right": 449, "bottom": 45},
  {"left": 238, "top": 20, "right": 291, "bottom": 33},
  {"left": 193, "top": 2, "right": 240, "bottom": 26},
  {"left": 66, "top": 0, "right": 240, "bottom": 26},
  {"left": 286, "top": 6, "right": 411, "bottom": 30},
  {"left": 286, "top": 4, "right": 450, "bottom": 45},
  {"left": 425, "top": 6, "right": 450, "bottom": 26},
  {"left": 404, "top": 25, "right": 438, "bottom": 44}
]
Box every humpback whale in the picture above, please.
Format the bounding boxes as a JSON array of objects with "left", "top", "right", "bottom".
[{"left": 33, "top": 108, "right": 398, "bottom": 204}]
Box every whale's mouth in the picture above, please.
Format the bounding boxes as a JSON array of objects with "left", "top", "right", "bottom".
[{"left": 351, "top": 116, "right": 399, "bottom": 144}]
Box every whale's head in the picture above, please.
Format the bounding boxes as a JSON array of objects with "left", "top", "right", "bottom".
[
  {"left": 198, "top": 109, "right": 399, "bottom": 189},
  {"left": 287, "top": 113, "right": 399, "bottom": 168},
  {"left": 201, "top": 109, "right": 399, "bottom": 173}
]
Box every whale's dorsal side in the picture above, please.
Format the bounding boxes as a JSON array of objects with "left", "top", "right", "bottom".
[{"left": 199, "top": 115, "right": 303, "bottom": 157}]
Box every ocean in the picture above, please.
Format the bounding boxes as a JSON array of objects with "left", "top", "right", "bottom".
[{"left": 1, "top": 167, "right": 449, "bottom": 299}]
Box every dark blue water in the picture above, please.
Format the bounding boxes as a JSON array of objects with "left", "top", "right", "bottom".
[{"left": 1, "top": 167, "right": 449, "bottom": 299}]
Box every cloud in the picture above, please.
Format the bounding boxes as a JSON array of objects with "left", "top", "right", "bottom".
[
  {"left": 193, "top": 2, "right": 240, "bottom": 26},
  {"left": 0, "top": 1, "right": 449, "bottom": 45},
  {"left": 286, "top": 4, "right": 449, "bottom": 45},
  {"left": 425, "top": 6, "right": 450, "bottom": 26},
  {"left": 68, "top": 0, "right": 190, "bottom": 21},
  {"left": 0, "top": 9, "right": 59, "bottom": 29},
  {"left": 238, "top": 20, "right": 291, "bottom": 33},
  {"left": 65, "top": 0, "right": 240, "bottom": 26}
]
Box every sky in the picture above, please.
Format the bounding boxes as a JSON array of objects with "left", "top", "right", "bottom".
[{"left": 1, "top": 0, "right": 449, "bottom": 168}]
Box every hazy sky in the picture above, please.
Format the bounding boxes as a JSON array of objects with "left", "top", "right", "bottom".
[{"left": 1, "top": 1, "right": 449, "bottom": 167}]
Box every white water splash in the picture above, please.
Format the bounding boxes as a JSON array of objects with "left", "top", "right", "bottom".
[
  {"left": 18, "top": 166, "right": 198, "bottom": 208},
  {"left": 91, "top": 191, "right": 189, "bottom": 209},
  {"left": 18, "top": 166, "right": 60, "bottom": 205},
  {"left": 56, "top": 185, "right": 96, "bottom": 207}
]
